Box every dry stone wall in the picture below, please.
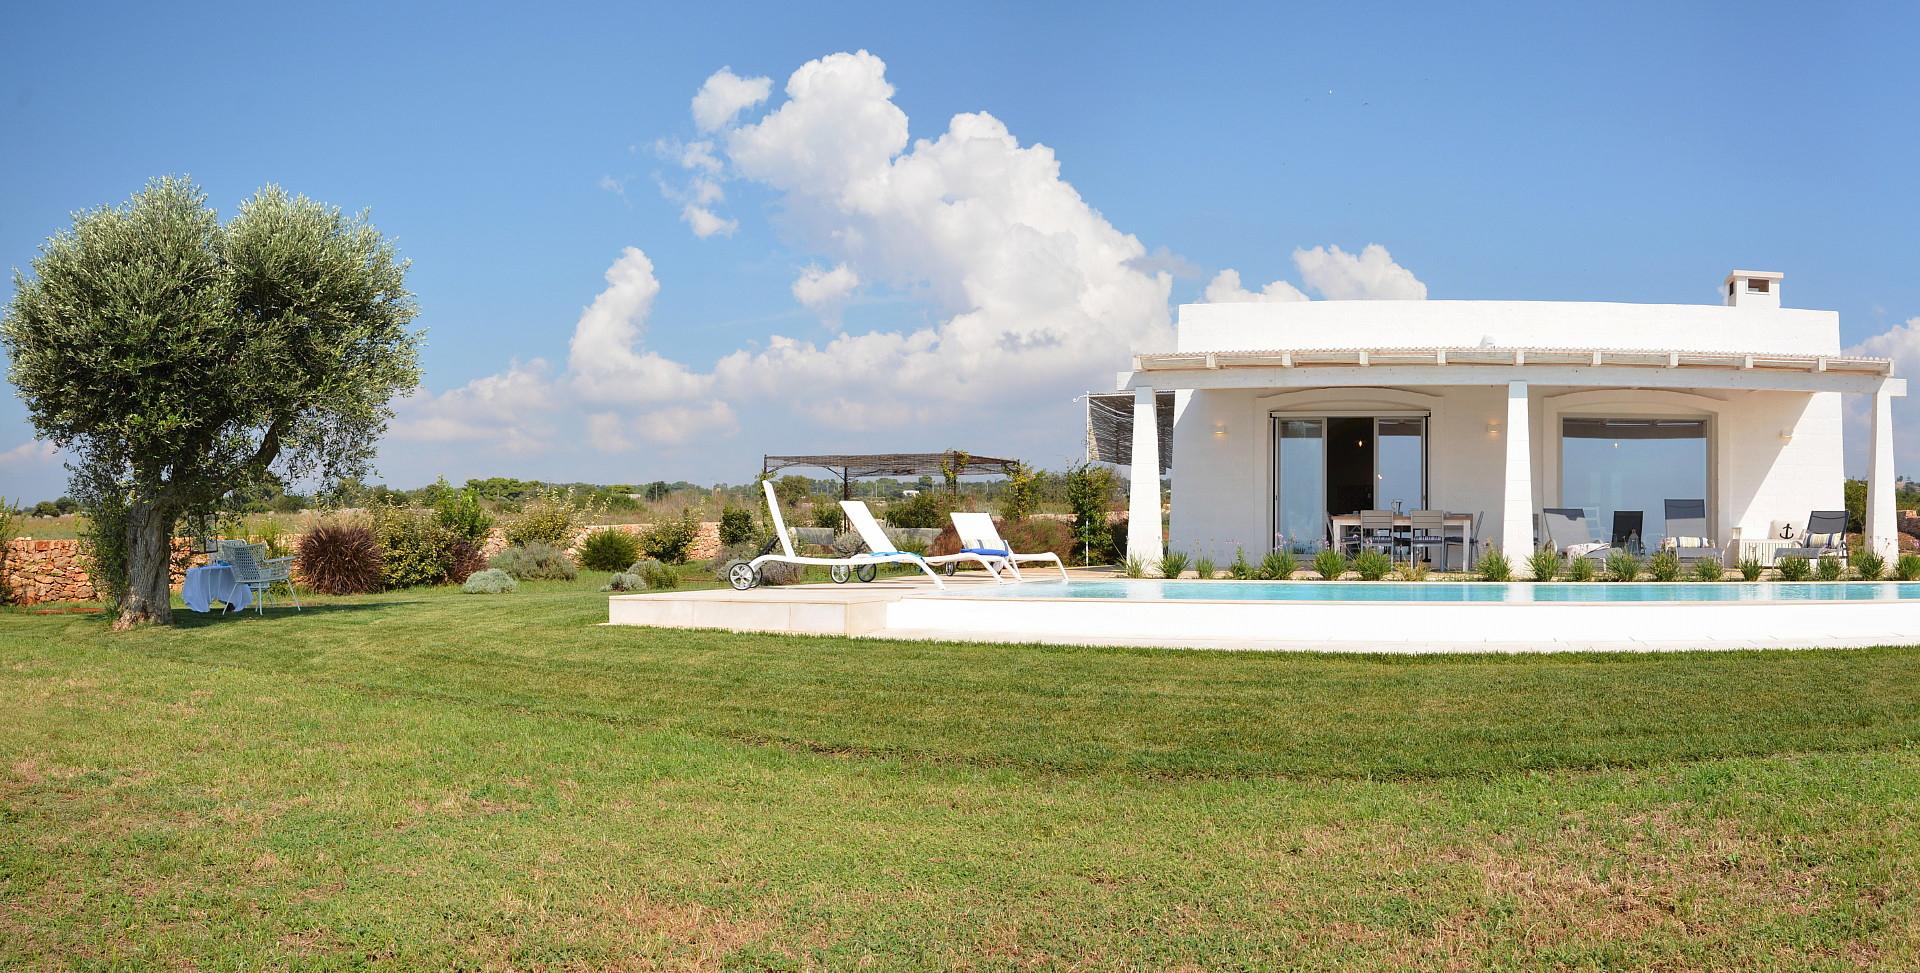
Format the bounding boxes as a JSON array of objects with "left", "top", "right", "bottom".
[{"left": 3, "top": 523, "right": 724, "bottom": 606}]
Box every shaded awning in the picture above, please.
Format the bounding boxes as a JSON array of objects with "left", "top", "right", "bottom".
[{"left": 1084, "top": 391, "right": 1173, "bottom": 472}]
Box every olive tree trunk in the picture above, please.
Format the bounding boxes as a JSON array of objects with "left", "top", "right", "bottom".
[{"left": 117, "top": 500, "right": 176, "bottom": 629}]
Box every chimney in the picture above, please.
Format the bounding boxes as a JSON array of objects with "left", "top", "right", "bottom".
[{"left": 1724, "top": 269, "right": 1783, "bottom": 309}]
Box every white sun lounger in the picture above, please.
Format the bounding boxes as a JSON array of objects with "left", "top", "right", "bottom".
[
  {"left": 728, "top": 481, "right": 946, "bottom": 590},
  {"left": 949, "top": 512, "right": 1069, "bottom": 582},
  {"left": 840, "top": 500, "right": 1012, "bottom": 582}
]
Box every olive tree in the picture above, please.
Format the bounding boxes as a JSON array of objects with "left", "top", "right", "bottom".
[{"left": 2, "top": 177, "right": 420, "bottom": 627}]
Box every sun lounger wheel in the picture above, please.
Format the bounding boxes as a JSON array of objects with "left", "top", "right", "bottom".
[
  {"left": 830, "top": 564, "right": 851, "bottom": 584},
  {"left": 725, "top": 560, "right": 759, "bottom": 591},
  {"left": 941, "top": 562, "right": 958, "bottom": 576},
  {"left": 856, "top": 564, "right": 877, "bottom": 583}
]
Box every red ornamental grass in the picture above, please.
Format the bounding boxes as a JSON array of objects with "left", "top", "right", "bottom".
[{"left": 295, "top": 521, "right": 384, "bottom": 595}]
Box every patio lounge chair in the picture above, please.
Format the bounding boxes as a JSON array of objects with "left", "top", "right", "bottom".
[
  {"left": 1610, "top": 510, "right": 1645, "bottom": 556},
  {"left": 1540, "top": 508, "right": 1616, "bottom": 562},
  {"left": 729, "top": 481, "right": 947, "bottom": 590},
  {"left": 220, "top": 541, "right": 300, "bottom": 615},
  {"left": 1777, "top": 510, "right": 1850, "bottom": 564},
  {"left": 840, "top": 501, "right": 1012, "bottom": 582},
  {"left": 1659, "top": 499, "right": 1725, "bottom": 564},
  {"left": 949, "top": 511, "right": 1070, "bottom": 582}
]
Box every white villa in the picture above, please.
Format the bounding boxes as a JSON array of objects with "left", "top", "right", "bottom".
[{"left": 1099, "top": 270, "right": 1904, "bottom": 571}]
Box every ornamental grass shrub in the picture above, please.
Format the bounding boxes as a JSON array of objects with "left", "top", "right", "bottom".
[
  {"left": 1228, "top": 548, "right": 1255, "bottom": 580},
  {"left": 1192, "top": 557, "right": 1216, "bottom": 580},
  {"left": 1692, "top": 557, "right": 1725, "bottom": 582},
  {"left": 1605, "top": 551, "right": 1643, "bottom": 582},
  {"left": 374, "top": 507, "right": 483, "bottom": 589},
  {"left": 1853, "top": 550, "right": 1886, "bottom": 582},
  {"left": 1527, "top": 547, "right": 1560, "bottom": 582},
  {"left": 1351, "top": 549, "right": 1393, "bottom": 581},
  {"left": 461, "top": 568, "right": 517, "bottom": 594},
  {"left": 1565, "top": 555, "right": 1597, "bottom": 582},
  {"left": 1394, "top": 560, "right": 1431, "bottom": 582},
  {"left": 579, "top": 528, "right": 641, "bottom": 572},
  {"left": 1815, "top": 555, "right": 1845, "bottom": 582},
  {"left": 1738, "top": 556, "right": 1765, "bottom": 581},
  {"left": 1121, "top": 554, "right": 1147, "bottom": 579},
  {"left": 1311, "top": 548, "right": 1348, "bottom": 581},
  {"left": 1477, "top": 550, "right": 1512, "bottom": 582},
  {"left": 1647, "top": 549, "right": 1683, "bottom": 582},
  {"left": 1260, "top": 549, "right": 1299, "bottom": 581},
  {"left": 1157, "top": 550, "right": 1191, "bottom": 579},
  {"left": 489, "top": 542, "right": 577, "bottom": 581},
  {"left": 1897, "top": 553, "right": 1920, "bottom": 582},
  {"left": 295, "top": 520, "right": 384, "bottom": 595},
  {"left": 1775, "top": 555, "right": 1810, "bottom": 581}
]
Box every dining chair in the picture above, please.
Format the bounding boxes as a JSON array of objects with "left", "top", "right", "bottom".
[
  {"left": 1358, "top": 509, "right": 1400, "bottom": 561},
  {"left": 1407, "top": 509, "right": 1449, "bottom": 570}
]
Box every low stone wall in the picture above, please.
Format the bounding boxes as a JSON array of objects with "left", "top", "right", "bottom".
[
  {"left": 3, "top": 538, "right": 200, "bottom": 606},
  {"left": 3, "top": 523, "right": 725, "bottom": 606}
]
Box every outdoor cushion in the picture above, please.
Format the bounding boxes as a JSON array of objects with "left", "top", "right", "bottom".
[
  {"left": 1567, "top": 541, "right": 1611, "bottom": 559},
  {"left": 1664, "top": 536, "right": 1712, "bottom": 549},
  {"left": 1805, "top": 532, "right": 1842, "bottom": 549},
  {"left": 961, "top": 546, "right": 1012, "bottom": 557}
]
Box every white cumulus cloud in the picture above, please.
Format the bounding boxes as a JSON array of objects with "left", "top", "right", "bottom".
[
  {"left": 566, "top": 247, "right": 713, "bottom": 404},
  {"left": 791, "top": 263, "right": 860, "bottom": 319},
  {"left": 633, "top": 401, "right": 740, "bottom": 446},
  {"left": 0, "top": 440, "right": 60, "bottom": 467},
  {"left": 690, "top": 67, "right": 772, "bottom": 133},
  {"left": 681, "top": 204, "right": 737, "bottom": 238},
  {"left": 389, "top": 359, "right": 557, "bottom": 455},
  {"left": 1208, "top": 244, "right": 1426, "bottom": 304}
]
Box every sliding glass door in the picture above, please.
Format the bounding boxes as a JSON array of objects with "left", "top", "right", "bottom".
[
  {"left": 1272, "top": 415, "right": 1427, "bottom": 553},
  {"left": 1560, "top": 417, "right": 1708, "bottom": 548}
]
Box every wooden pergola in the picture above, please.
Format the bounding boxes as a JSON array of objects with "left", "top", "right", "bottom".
[{"left": 762, "top": 451, "right": 1022, "bottom": 499}]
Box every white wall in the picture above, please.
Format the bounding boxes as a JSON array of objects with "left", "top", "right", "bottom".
[
  {"left": 1169, "top": 384, "right": 1842, "bottom": 562},
  {"left": 1173, "top": 300, "right": 1840, "bottom": 357}
]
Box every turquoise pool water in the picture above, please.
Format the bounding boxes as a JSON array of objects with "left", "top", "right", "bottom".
[{"left": 971, "top": 580, "right": 1920, "bottom": 603}]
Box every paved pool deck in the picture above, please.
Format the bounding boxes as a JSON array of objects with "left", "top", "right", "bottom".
[{"left": 607, "top": 569, "right": 1920, "bottom": 653}]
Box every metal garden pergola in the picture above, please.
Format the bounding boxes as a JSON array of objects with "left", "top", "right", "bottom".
[{"left": 762, "top": 451, "right": 1022, "bottom": 499}]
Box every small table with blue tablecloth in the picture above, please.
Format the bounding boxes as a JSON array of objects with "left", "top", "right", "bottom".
[{"left": 181, "top": 562, "right": 253, "bottom": 613}]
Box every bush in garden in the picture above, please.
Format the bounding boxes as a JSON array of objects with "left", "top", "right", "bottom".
[
  {"left": 630, "top": 558, "right": 678, "bottom": 589},
  {"left": 1478, "top": 550, "right": 1512, "bottom": 582},
  {"left": 1351, "top": 549, "right": 1392, "bottom": 581},
  {"left": 461, "top": 568, "right": 517, "bottom": 594},
  {"left": 1395, "top": 560, "right": 1430, "bottom": 582},
  {"left": 1157, "top": 550, "right": 1191, "bottom": 579},
  {"left": 433, "top": 481, "right": 494, "bottom": 543},
  {"left": 1260, "top": 549, "right": 1299, "bottom": 581},
  {"left": 1228, "top": 548, "right": 1255, "bottom": 580},
  {"left": 1565, "top": 555, "right": 1597, "bottom": 582},
  {"left": 489, "top": 541, "right": 577, "bottom": 581},
  {"left": 579, "top": 528, "right": 641, "bottom": 572},
  {"left": 505, "top": 491, "right": 585, "bottom": 547},
  {"left": 602, "top": 572, "right": 644, "bottom": 592},
  {"left": 718, "top": 506, "right": 757, "bottom": 546},
  {"left": 1121, "top": 554, "right": 1147, "bottom": 578},
  {"left": 295, "top": 520, "right": 384, "bottom": 595},
  {"left": 810, "top": 505, "right": 845, "bottom": 531},
  {"left": 885, "top": 492, "right": 947, "bottom": 529},
  {"left": 1312, "top": 548, "right": 1348, "bottom": 581},
  {"left": 374, "top": 507, "right": 482, "bottom": 589},
  {"left": 1738, "top": 556, "right": 1765, "bottom": 581},
  {"left": 1192, "top": 557, "right": 1216, "bottom": 580},
  {"left": 1605, "top": 551, "right": 1643, "bottom": 582},
  {"left": 1691, "top": 557, "right": 1725, "bottom": 582},
  {"left": 1774, "top": 555, "right": 1810, "bottom": 581},
  {"left": 1064, "top": 462, "right": 1117, "bottom": 564},
  {"left": 1527, "top": 547, "right": 1560, "bottom": 582},
  {"left": 639, "top": 510, "right": 701, "bottom": 564},
  {"left": 1647, "top": 549, "right": 1682, "bottom": 582},
  {"left": 1896, "top": 554, "right": 1920, "bottom": 582},
  {"left": 1852, "top": 549, "right": 1886, "bottom": 582},
  {"left": 1814, "top": 555, "right": 1845, "bottom": 581}
]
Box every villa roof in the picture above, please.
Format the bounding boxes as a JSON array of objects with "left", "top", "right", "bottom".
[{"left": 1133, "top": 345, "right": 1893, "bottom": 376}]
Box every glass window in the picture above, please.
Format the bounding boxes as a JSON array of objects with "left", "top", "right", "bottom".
[
  {"left": 1274, "top": 419, "right": 1325, "bottom": 553},
  {"left": 1375, "top": 418, "right": 1425, "bottom": 514},
  {"left": 1560, "top": 418, "right": 1708, "bottom": 548}
]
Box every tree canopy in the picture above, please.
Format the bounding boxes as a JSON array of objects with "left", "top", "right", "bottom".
[{"left": 2, "top": 177, "right": 421, "bottom": 625}]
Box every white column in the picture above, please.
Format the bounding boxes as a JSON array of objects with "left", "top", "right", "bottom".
[
  {"left": 1127, "top": 385, "right": 1165, "bottom": 566},
  {"left": 1501, "top": 381, "right": 1535, "bottom": 569},
  {"left": 1866, "top": 386, "right": 1897, "bottom": 558}
]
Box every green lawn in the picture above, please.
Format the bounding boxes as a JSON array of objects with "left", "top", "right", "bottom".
[{"left": 4, "top": 580, "right": 1920, "bottom": 970}]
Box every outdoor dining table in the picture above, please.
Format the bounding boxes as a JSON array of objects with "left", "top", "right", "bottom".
[
  {"left": 1328, "top": 512, "right": 1476, "bottom": 571},
  {"left": 181, "top": 562, "right": 253, "bottom": 613}
]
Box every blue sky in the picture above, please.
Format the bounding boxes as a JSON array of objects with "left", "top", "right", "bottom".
[{"left": 2, "top": 1, "right": 1915, "bottom": 500}]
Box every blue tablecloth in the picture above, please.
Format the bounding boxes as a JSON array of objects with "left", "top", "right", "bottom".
[{"left": 182, "top": 563, "right": 252, "bottom": 613}]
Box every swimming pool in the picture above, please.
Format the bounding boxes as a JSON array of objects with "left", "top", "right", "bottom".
[{"left": 955, "top": 580, "right": 1920, "bottom": 604}]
